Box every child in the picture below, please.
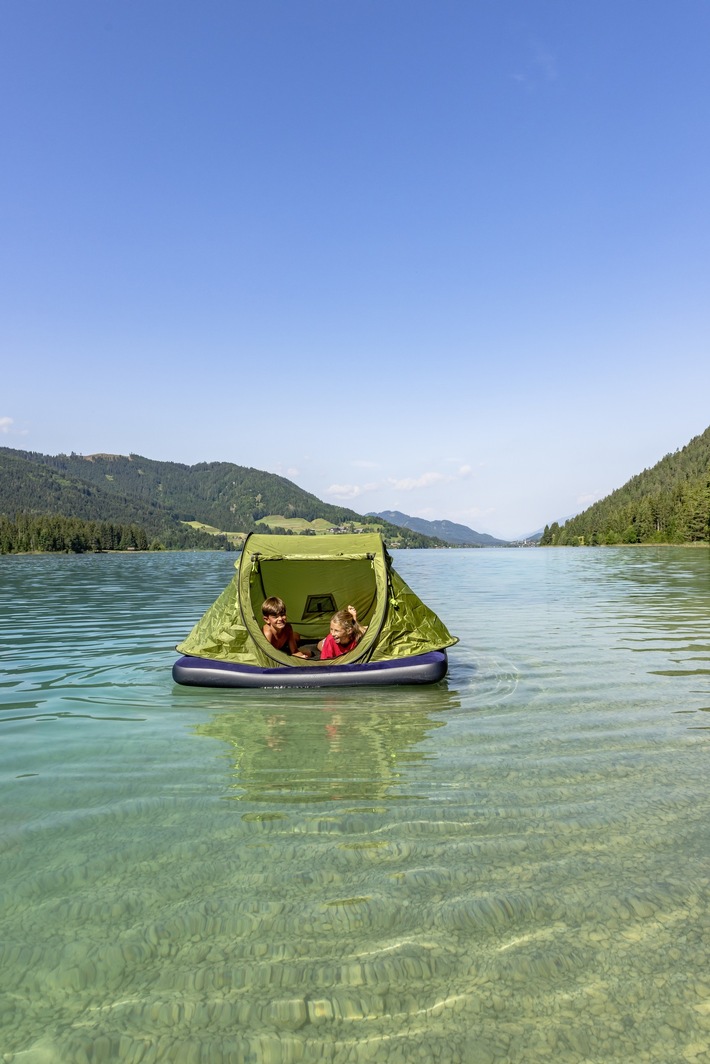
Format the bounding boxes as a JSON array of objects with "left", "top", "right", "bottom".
[
  {"left": 262, "top": 597, "right": 312, "bottom": 658},
  {"left": 319, "top": 605, "right": 366, "bottom": 660}
]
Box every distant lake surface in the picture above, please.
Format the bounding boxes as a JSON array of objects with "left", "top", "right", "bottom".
[{"left": 2, "top": 547, "right": 709, "bottom": 1064}]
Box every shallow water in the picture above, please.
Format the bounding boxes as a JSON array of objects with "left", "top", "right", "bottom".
[{"left": 1, "top": 547, "right": 709, "bottom": 1063}]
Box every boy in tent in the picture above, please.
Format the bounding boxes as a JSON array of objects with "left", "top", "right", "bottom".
[{"left": 262, "top": 597, "right": 312, "bottom": 657}]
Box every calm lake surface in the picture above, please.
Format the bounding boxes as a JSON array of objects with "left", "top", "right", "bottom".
[{"left": 1, "top": 547, "right": 709, "bottom": 1064}]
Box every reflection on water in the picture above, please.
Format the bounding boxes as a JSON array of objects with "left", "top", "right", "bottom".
[
  {"left": 195, "top": 690, "right": 454, "bottom": 805},
  {"left": 608, "top": 551, "right": 710, "bottom": 685},
  {"left": 1, "top": 548, "right": 710, "bottom": 1063}
]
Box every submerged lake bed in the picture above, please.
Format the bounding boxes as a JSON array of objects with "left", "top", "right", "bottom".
[{"left": 1, "top": 547, "right": 709, "bottom": 1063}]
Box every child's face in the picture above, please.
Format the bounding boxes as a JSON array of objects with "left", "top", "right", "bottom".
[
  {"left": 264, "top": 610, "right": 287, "bottom": 633},
  {"left": 329, "top": 620, "right": 349, "bottom": 645}
]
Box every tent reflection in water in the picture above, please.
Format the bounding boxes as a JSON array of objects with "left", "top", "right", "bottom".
[
  {"left": 173, "top": 533, "right": 458, "bottom": 688},
  {"left": 193, "top": 695, "right": 455, "bottom": 804}
]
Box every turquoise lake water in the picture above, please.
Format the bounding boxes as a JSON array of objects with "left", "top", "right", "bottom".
[{"left": 1, "top": 547, "right": 709, "bottom": 1064}]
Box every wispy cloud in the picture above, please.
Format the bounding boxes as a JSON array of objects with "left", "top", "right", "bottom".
[
  {"left": 388, "top": 471, "right": 448, "bottom": 491},
  {"left": 325, "top": 463, "right": 474, "bottom": 501},
  {"left": 0, "top": 416, "right": 25, "bottom": 436},
  {"left": 272, "top": 463, "right": 300, "bottom": 479},
  {"left": 325, "top": 482, "right": 379, "bottom": 500}
]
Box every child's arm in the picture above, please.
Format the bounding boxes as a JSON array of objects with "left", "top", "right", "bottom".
[{"left": 347, "top": 605, "right": 367, "bottom": 638}]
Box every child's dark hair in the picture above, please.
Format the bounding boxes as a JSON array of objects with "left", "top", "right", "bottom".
[{"left": 262, "top": 596, "right": 286, "bottom": 618}]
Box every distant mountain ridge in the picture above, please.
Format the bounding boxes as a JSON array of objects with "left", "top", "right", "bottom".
[
  {"left": 367, "top": 510, "right": 509, "bottom": 546},
  {"left": 0, "top": 447, "right": 445, "bottom": 549}
]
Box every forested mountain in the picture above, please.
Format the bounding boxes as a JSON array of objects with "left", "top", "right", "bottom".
[
  {"left": 0, "top": 449, "right": 232, "bottom": 550},
  {"left": 1, "top": 449, "right": 365, "bottom": 529},
  {"left": 0, "top": 447, "right": 444, "bottom": 551},
  {"left": 368, "top": 510, "right": 509, "bottom": 546},
  {"left": 540, "top": 425, "right": 710, "bottom": 546}
]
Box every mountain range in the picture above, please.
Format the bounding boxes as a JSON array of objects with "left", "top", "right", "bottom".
[
  {"left": 3, "top": 422, "right": 708, "bottom": 553},
  {"left": 0, "top": 447, "right": 445, "bottom": 550},
  {"left": 367, "top": 510, "right": 510, "bottom": 546}
]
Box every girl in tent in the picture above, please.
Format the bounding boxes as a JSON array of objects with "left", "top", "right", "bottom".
[{"left": 319, "top": 606, "right": 367, "bottom": 660}]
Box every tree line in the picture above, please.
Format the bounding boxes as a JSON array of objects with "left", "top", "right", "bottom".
[
  {"left": 0, "top": 513, "right": 237, "bottom": 554},
  {"left": 540, "top": 426, "right": 710, "bottom": 546}
]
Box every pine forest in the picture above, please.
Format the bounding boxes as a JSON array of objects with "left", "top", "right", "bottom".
[{"left": 540, "top": 425, "right": 710, "bottom": 546}]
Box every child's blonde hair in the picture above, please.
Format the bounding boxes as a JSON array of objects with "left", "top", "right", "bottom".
[{"left": 331, "top": 608, "right": 365, "bottom": 641}]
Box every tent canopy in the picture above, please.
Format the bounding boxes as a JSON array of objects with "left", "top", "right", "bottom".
[{"left": 176, "top": 532, "right": 457, "bottom": 667}]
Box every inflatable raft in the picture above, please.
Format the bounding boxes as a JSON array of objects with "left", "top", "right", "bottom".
[
  {"left": 172, "top": 649, "right": 449, "bottom": 688},
  {"left": 173, "top": 532, "right": 457, "bottom": 689}
]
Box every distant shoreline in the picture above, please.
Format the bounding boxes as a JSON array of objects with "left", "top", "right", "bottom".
[
  {"left": 5, "top": 541, "right": 709, "bottom": 557},
  {"left": 539, "top": 541, "right": 710, "bottom": 549}
]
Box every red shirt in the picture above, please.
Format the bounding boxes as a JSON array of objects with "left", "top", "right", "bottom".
[{"left": 320, "top": 634, "right": 359, "bottom": 660}]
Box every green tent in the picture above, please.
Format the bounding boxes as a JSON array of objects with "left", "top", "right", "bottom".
[{"left": 176, "top": 532, "right": 457, "bottom": 669}]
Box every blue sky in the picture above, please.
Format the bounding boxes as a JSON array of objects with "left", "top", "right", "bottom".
[{"left": 2, "top": 1, "right": 709, "bottom": 539}]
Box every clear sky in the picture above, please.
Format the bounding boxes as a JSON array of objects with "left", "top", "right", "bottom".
[{"left": 2, "top": 1, "right": 709, "bottom": 539}]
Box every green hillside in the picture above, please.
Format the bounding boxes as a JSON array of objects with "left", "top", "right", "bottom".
[
  {"left": 0, "top": 449, "right": 231, "bottom": 550},
  {"left": 0, "top": 447, "right": 445, "bottom": 551},
  {"left": 540, "top": 425, "right": 710, "bottom": 546},
  {"left": 1, "top": 449, "right": 365, "bottom": 530}
]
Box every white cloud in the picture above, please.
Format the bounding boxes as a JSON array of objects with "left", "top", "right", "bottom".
[
  {"left": 0, "top": 417, "right": 14, "bottom": 434},
  {"left": 388, "top": 471, "right": 448, "bottom": 491},
  {"left": 323, "top": 463, "right": 479, "bottom": 504},
  {"left": 271, "top": 463, "right": 300, "bottom": 479},
  {"left": 325, "top": 483, "right": 366, "bottom": 499}
]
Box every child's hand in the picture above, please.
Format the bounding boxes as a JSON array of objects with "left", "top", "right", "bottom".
[{"left": 347, "top": 605, "right": 358, "bottom": 621}]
